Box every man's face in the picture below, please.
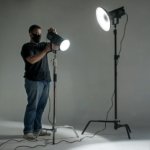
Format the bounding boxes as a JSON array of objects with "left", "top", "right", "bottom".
[{"left": 30, "top": 28, "right": 42, "bottom": 43}]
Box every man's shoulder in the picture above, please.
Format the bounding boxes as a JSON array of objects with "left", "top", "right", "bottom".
[
  {"left": 22, "top": 42, "right": 47, "bottom": 48},
  {"left": 22, "top": 42, "right": 35, "bottom": 48}
]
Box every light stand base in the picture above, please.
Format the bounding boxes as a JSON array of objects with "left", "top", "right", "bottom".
[
  {"left": 81, "top": 120, "right": 131, "bottom": 139},
  {"left": 43, "top": 125, "right": 79, "bottom": 144}
]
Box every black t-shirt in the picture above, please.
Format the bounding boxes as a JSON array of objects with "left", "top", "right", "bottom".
[{"left": 21, "top": 42, "right": 51, "bottom": 81}]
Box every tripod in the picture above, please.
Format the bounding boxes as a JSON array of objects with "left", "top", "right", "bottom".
[
  {"left": 82, "top": 18, "right": 131, "bottom": 139},
  {"left": 49, "top": 50, "right": 79, "bottom": 144}
]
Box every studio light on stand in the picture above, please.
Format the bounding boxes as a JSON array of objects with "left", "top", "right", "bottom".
[
  {"left": 47, "top": 31, "right": 70, "bottom": 51},
  {"left": 46, "top": 31, "right": 78, "bottom": 144},
  {"left": 82, "top": 6, "right": 131, "bottom": 139}
]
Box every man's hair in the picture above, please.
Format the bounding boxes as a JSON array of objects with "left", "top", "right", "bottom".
[{"left": 29, "top": 24, "right": 41, "bottom": 33}]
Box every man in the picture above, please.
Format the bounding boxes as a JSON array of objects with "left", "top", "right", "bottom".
[{"left": 21, "top": 25, "right": 55, "bottom": 140}]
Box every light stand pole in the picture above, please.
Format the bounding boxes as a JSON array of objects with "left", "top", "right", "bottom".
[
  {"left": 43, "top": 49, "right": 57, "bottom": 144},
  {"left": 51, "top": 50, "right": 79, "bottom": 145},
  {"left": 52, "top": 50, "right": 57, "bottom": 145},
  {"left": 82, "top": 12, "right": 131, "bottom": 139},
  {"left": 113, "top": 18, "right": 131, "bottom": 137}
]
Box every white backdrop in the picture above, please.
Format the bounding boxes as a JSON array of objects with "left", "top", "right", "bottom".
[{"left": 0, "top": 0, "right": 150, "bottom": 130}]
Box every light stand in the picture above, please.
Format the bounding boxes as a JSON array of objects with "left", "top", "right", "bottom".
[
  {"left": 51, "top": 50, "right": 79, "bottom": 144},
  {"left": 52, "top": 50, "right": 57, "bottom": 145},
  {"left": 41, "top": 48, "right": 58, "bottom": 144},
  {"left": 45, "top": 32, "right": 78, "bottom": 144},
  {"left": 82, "top": 7, "right": 131, "bottom": 139}
]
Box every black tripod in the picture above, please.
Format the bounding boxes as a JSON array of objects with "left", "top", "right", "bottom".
[
  {"left": 42, "top": 50, "right": 57, "bottom": 144},
  {"left": 82, "top": 18, "right": 131, "bottom": 139},
  {"left": 52, "top": 50, "right": 57, "bottom": 144},
  {"left": 47, "top": 50, "right": 79, "bottom": 145}
]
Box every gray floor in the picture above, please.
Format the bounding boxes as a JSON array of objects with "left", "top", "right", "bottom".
[{"left": 0, "top": 120, "right": 150, "bottom": 150}]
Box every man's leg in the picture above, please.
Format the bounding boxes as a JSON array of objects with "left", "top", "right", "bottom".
[
  {"left": 23, "top": 79, "right": 43, "bottom": 134},
  {"left": 34, "top": 81, "right": 50, "bottom": 133}
]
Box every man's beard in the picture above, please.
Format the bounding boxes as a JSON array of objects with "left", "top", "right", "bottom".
[{"left": 32, "top": 34, "right": 41, "bottom": 43}]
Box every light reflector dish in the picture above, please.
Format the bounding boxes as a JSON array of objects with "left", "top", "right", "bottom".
[{"left": 96, "top": 7, "right": 110, "bottom": 31}]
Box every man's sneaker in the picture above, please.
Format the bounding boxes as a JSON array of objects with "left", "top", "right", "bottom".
[
  {"left": 34, "top": 129, "right": 51, "bottom": 137},
  {"left": 23, "top": 133, "right": 36, "bottom": 140}
]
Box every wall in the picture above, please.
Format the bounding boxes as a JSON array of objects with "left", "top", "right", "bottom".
[{"left": 0, "top": 0, "right": 150, "bottom": 130}]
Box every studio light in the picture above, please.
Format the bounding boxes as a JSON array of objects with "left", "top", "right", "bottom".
[
  {"left": 60, "top": 39, "right": 70, "bottom": 51},
  {"left": 46, "top": 30, "right": 71, "bottom": 144},
  {"left": 47, "top": 31, "right": 70, "bottom": 51},
  {"left": 82, "top": 6, "right": 131, "bottom": 139},
  {"left": 96, "top": 6, "right": 125, "bottom": 31}
]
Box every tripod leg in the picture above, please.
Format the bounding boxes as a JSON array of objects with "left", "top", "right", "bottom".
[
  {"left": 126, "top": 124, "right": 131, "bottom": 133},
  {"left": 125, "top": 125, "right": 131, "bottom": 139},
  {"left": 82, "top": 120, "right": 92, "bottom": 135},
  {"left": 117, "top": 124, "right": 131, "bottom": 139}
]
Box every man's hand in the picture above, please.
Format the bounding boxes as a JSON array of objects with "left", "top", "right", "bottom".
[
  {"left": 48, "top": 27, "right": 57, "bottom": 34},
  {"left": 26, "top": 43, "right": 52, "bottom": 64},
  {"left": 45, "top": 43, "right": 52, "bottom": 53}
]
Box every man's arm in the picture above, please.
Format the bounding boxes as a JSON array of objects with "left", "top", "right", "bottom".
[{"left": 26, "top": 44, "right": 51, "bottom": 64}]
